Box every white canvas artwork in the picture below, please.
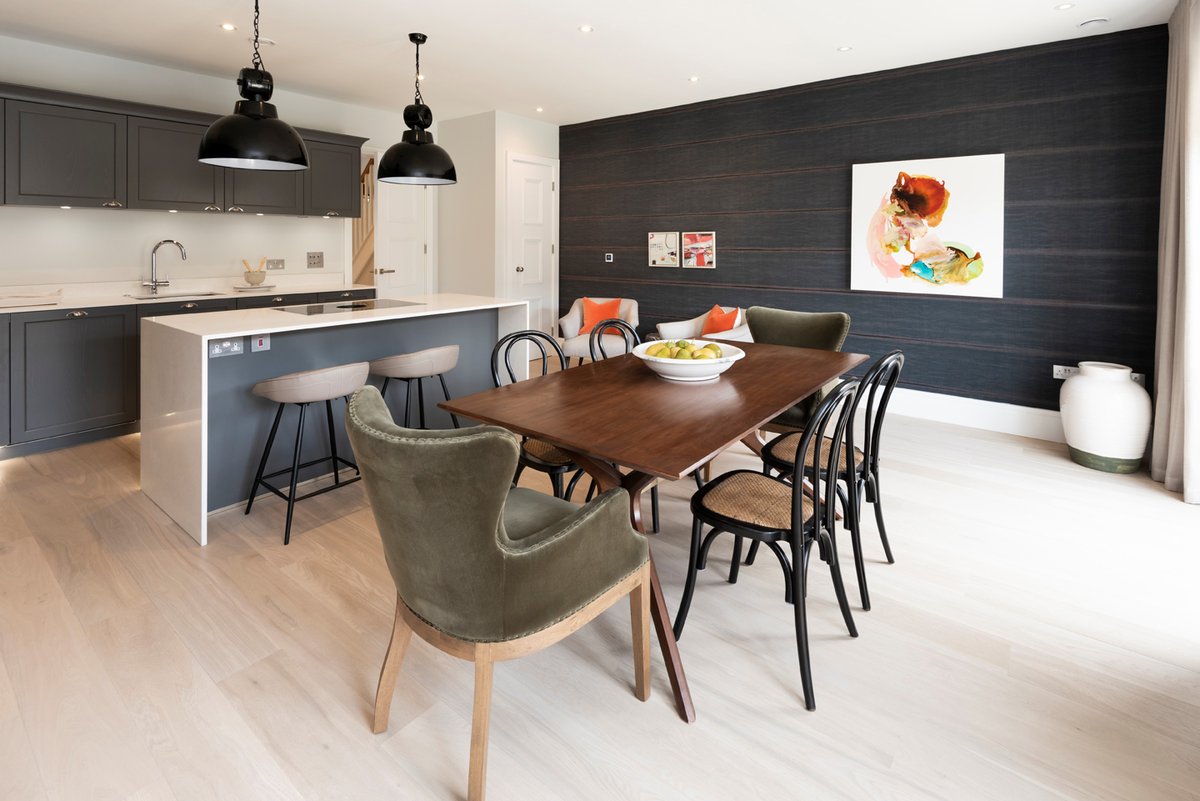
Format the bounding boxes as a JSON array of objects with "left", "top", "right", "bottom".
[{"left": 850, "top": 153, "right": 1005, "bottom": 298}]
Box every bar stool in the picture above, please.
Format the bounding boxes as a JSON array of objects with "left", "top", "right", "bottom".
[
  {"left": 245, "top": 361, "right": 370, "bottom": 545},
  {"left": 369, "top": 345, "right": 461, "bottom": 429}
]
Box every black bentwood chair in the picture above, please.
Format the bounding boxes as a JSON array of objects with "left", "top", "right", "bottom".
[
  {"left": 760, "top": 350, "right": 905, "bottom": 611},
  {"left": 491, "top": 330, "right": 587, "bottom": 500},
  {"left": 675, "top": 379, "right": 861, "bottom": 710},
  {"left": 586, "top": 319, "right": 660, "bottom": 533}
]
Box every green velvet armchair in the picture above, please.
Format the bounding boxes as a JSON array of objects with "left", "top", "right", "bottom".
[
  {"left": 345, "top": 386, "right": 651, "bottom": 801},
  {"left": 746, "top": 306, "right": 851, "bottom": 430}
]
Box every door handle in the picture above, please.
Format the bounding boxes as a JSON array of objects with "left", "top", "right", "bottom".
[
  {"left": 66, "top": 310, "right": 88, "bottom": 318},
  {"left": 515, "top": 265, "right": 524, "bottom": 272},
  {"left": 375, "top": 268, "right": 396, "bottom": 274}
]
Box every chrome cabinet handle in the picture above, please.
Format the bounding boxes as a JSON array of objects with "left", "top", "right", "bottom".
[
  {"left": 181, "top": 302, "right": 198, "bottom": 310},
  {"left": 227, "top": 206, "right": 245, "bottom": 213},
  {"left": 203, "top": 204, "right": 221, "bottom": 212},
  {"left": 101, "top": 199, "right": 123, "bottom": 208},
  {"left": 515, "top": 265, "right": 524, "bottom": 272},
  {"left": 272, "top": 296, "right": 285, "bottom": 302},
  {"left": 339, "top": 292, "right": 352, "bottom": 297},
  {"left": 326, "top": 210, "right": 340, "bottom": 217},
  {"left": 66, "top": 310, "right": 88, "bottom": 318}
]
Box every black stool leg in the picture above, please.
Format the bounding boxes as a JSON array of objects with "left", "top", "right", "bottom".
[
  {"left": 283, "top": 403, "right": 308, "bottom": 546},
  {"left": 245, "top": 403, "right": 285, "bottom": 515},
  {"left": 325, "top": 399, "right": 341, "bottom": 485},
  {"left": 417, "top": 377, "right": 427, "bottom": 429},
  {"left": 403, "top": 379, "right": 414, "bottom": 428},
  {"left": 380, "top": 376, "right": 390, "bottom": 398},
  {"left": 438, "top": 374, "right": 460, "bottom": 428}
]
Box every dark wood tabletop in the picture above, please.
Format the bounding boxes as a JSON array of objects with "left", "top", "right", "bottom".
[
  {"left": 441, "top": 341, "right": 865, "bottom": 726},
  {"left": 442, "top": 342, "right": 868, "bottom": 480}
]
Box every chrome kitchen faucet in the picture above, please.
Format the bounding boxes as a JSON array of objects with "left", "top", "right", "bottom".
[{"left": 147, "top": 239, "right": 186, "bottom": 295}]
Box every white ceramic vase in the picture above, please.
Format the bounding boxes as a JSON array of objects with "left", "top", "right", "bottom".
[{"left": 1059, "top": 361, "right": 1151, "bottom": 473}]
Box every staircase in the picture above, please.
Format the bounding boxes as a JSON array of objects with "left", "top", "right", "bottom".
[{"left": 352, "top": 158, "right": 375, "bottom": 285}]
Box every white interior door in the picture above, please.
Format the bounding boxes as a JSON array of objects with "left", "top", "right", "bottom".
[
  {"left": 504, "top": 153, "right": 558, "bottom": 334},
  {"left": 374, "top": 183, "right": 433, "bottom": 297}
]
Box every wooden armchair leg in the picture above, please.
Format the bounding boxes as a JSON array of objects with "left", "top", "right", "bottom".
[
  {"left": 468, "top": 647, "right": 495, "bottom": 801},
  {"left": 629, "top": 564, "right": 651, "bottom": 701},
  {"left": 373, "top": 596, "right": 414, "bottom": 734}
]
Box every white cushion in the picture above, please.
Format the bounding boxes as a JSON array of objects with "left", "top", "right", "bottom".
[
  {"left": 252, "top": 362, "right": 369, "bottom": 405},
  {"left": 370, "top": 345, "right": 459, "bottom": 379}
]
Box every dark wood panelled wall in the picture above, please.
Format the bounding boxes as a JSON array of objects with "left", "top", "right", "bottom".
[{"left": 559, "top": 27, "right": 1167, "bottom": 410}]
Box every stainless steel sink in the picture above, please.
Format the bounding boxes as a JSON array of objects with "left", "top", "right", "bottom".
[{"left": 126, "top": 291, "right": 225, "bottom": 300}]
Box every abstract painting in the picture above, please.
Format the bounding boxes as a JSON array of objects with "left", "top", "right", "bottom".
[
  {"left": 648, "top": 232, "right": 679, "bottom": 267},
  {"left": 682, "top": 231, "right": 716, "bottom": 269},
  {"left": 850, "top": 154, "right": 1004, "bottom": 298}
]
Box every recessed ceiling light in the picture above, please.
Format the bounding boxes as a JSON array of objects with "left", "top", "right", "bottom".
[
  {"left": 536, "top": 107, "right": 544, "bottom": 113},
  {"left": 1077, "top": 16, "right": 1110, "bottom": 27},
  {"left": 168, "top": 209, "right": 178, "bottom": 213},
  {"left": 220, "top": 22, "right": 237, "bottom": 31},
  {"left": 59, "top": 205, "right": 71, "bottom": 210},
  {"left": 256, "top": 212, "right": 264, "bottom": 216},
  {"left": 1054, "top": 3, "right": 1075, "bottom": 9},
  {"left": 836, "top": 45, "right": 853, "bottom": 52},
  {"left": 688, "top": 75, "right": 700, "bottom": 82},
  {"left": 579, "top": 24, "right": 594, "bottom": 33}
]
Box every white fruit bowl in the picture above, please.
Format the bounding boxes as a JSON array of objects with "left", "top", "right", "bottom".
[{"left": 632, "top": 339, "right": 746, "bottom": 382}]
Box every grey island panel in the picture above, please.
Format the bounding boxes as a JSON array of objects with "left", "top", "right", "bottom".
[{"left": 205, "top": 307, "right": 498, "bottom": 510}]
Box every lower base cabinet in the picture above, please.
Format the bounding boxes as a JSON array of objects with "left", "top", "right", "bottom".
[{"left": 10, "top": 305, "right": 138, "bottom": 444}]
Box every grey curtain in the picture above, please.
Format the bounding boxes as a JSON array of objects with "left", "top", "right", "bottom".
[{"left": 1153, "top": 0, "right": 1200, "bottom": 503}]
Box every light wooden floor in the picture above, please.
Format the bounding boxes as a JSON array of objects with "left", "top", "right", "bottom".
[{"left": 0, "top": 416, "right": 1197, "bottom": 801}]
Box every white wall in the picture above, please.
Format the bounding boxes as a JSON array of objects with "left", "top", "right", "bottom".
[
  {"left": 437, "top": 111, "right": 559, "bottom": 296},
  {"left": 0, "top": 33, "right": 410, "bottom": 289}
]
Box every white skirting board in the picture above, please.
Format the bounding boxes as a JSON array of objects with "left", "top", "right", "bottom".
[{"left": 886, "top": 387, "right": 1066, "bottom": 443}]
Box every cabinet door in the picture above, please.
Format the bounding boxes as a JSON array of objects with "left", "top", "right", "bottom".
[
  {"left": 224, "top": 168, "right": 303, "bottom": 215},
  {"left": 10, "top": 306, "right": 138, "bottom": 443},
  {"left": 235, "top": 292, "right": 319, "bottom": 309},
  {"left": 4, "top": 101, "right": 127, "bottom": 208},
  {"left": 128, "top": 117, "right": 224, "bottom": 212},
  {"left": 0, "top": 315, "right": 9, "bottom": 446},
  {"left": 303, "top": 141, "right": 360, "bottom": 218}
]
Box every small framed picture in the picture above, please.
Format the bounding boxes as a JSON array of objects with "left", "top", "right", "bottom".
[
  {"left": 648, "top": 232, "right": 679, "bottom": 267},
  {"left": 682, "top": 231, "right": 716, "bottom": 269}
]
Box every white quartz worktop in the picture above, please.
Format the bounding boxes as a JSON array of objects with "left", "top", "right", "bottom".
[
  {"left": 0, "top": 279, "right": 374, "bottom": 315},
  {"left": 143, "top": 293, "right": 529, "bottom": 341}
]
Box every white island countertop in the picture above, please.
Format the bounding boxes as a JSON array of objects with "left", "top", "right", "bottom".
[{"left": 143, "top": 293, "right": 527, "bottom": 339}]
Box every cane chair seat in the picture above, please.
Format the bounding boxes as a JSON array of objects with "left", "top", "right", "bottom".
[
  {"left": 765, "top": 433, "right": 865, "bottom": 473},
  {"left": 696, "top": 470, "right": 813, "bottom": 531}
]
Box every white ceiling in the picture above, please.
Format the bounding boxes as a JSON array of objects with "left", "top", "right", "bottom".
[{"left": 0, "top": 0, "right": 1175, "bottom": 125}]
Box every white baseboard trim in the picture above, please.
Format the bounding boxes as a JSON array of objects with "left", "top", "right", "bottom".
[{"left": 887, "top": 387, "right": 1065, "bottom": 443}]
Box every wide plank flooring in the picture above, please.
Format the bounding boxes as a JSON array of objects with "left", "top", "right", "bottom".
[{"left": 0, "top": 415, "right": 1197, "bottom": 801}]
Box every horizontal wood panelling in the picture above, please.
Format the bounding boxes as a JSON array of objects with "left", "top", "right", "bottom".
[{"left": 559, "top": 27, "right": 1167, "bottom": 411}]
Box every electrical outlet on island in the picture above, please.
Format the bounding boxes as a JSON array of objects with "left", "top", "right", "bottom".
[{"left": 307, "top": 251, "right": 324, "bottom": 269}]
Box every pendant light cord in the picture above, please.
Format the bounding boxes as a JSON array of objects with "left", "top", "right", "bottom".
[
  {"left": 251, "top": 0, "right": 265, "bottom": 70},
  {"left": 413, "top": 39, "right": 423, "bottom": 105}
]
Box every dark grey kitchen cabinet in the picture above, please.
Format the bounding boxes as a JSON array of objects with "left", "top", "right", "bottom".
[
  {"left": 136, "top": 297, "right": 236, "bottom": 317},
  {"left": 235, "top": 292, "right": 320, "bottom": 309},
  {"left": 4, "top": 100, "right": 127, "bottom": 208},
  {"left": 224, "top": 168, "right": 304, "bottom": 215},
  {"left": 303, "top": 141, "right": 360, "bottom": 218},
  {"left": 10, "top": 305, "right": 138, "bottom": 444},
  {"left": 317, "top": 288, "right": 376, "bottom": 303},
  {"left": 128, "top": 117, "right": 224, "bottom": 212},
  {"left": 0, "top": 315, "right": 10, "bottom": 446}
]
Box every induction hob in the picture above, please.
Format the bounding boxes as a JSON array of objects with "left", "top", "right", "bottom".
[{"left": 276, "top": 298, "right": 424, "bottom": 315}]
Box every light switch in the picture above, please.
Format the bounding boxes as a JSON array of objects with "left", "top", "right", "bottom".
[{"left": 251, "top": 333, "right": 271, "bottom": 352}]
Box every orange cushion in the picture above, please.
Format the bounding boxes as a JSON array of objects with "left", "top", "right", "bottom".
[
  {"left": 700, "top": 305, "right": 739, "bottom": 336},
  {"left": 579, "top": 297, "right": 623, "bottom": 336}
]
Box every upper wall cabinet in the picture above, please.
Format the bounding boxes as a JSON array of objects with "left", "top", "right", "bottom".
[
  {"left": 4, "top": 100, "right": 127, "bottom": 208},
  {"left": 127, "top": 117, "right": 224, "bottom": 212},
  {"left": 304, "top": 141, "right": 360, "bottom": 218},
  {"left": 224, "top": 168, "right": 304, "bottom": 215}
]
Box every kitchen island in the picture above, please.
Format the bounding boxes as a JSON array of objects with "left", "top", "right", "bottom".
[{"left": 140, "top": 293, "right": 528, "bottom": 544}]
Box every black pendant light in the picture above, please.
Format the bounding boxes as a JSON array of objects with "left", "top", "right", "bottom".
[
  {"left": 378, "top": 33, "right": 457, "bottom": 185},
  {"left": 198, "top": 0, "right": 309, "bottom": 171}
]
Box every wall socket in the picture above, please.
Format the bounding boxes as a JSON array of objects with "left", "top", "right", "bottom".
[
  {"left": 265, "top": 259, "right": 285, "bottom": 270},
  {"left": 209, "top": 338, "right": 243, "bottom": 358},
  {"left": 307, "top": 251, "right": 324, "bottom": 269},
  {"left": 1053, "top": 364, "right": 1146, "bottom": 387}
]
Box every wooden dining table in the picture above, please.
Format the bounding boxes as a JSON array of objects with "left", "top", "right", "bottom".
[{"left": 441, "top": 341, "right": 867, "bottom": 723}]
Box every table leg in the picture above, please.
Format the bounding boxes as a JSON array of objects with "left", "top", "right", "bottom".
[{"left": 569, "top": 453, "right": 696, "bottom": 723}]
